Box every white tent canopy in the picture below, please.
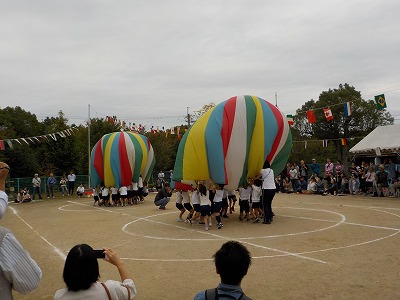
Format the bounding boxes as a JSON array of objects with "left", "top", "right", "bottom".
[{"left": 350, "top": 125, "right": 400, "bottom": 156}]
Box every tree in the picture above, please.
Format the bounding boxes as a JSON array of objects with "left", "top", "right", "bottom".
[
  {"left": 0, "top": 107, "right": 44, "bottom": 176},
  {"left": 41, "top": 111, "right": 76, "bottom": 175},
  {"left": 145, "top": 130, "right": 182, "bottom": 177},
  {"left": 291, "top": 83, "right": 394, "bottom": 169},
  {"left": 186, "top": 103, "right": 216, "bottom": 125}
]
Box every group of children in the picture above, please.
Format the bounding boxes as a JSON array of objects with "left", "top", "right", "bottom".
[
  {"left": 16, "top": 187, "right": 32, "bottom": 203},
  {"left": 92, "top": 180, "right": 149, "bottom": 207},
  {"left": 175, "top": 179, "right": 266, "bottom": 231}
]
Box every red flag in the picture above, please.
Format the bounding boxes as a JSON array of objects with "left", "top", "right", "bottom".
[
  {"left": 306, "top": 110, "right": 316, "bottom": 123},
  {"left": 341, "top": 138, "right": 347, "bottom": 146},
  {"left": 323, "top": 107, "right": 333, "bottom": 121},
  {"left": 0, "top": 140, "right": 4, "bottom": 150}
]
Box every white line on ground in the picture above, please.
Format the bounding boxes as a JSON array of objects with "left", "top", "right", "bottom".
[{"left": 9, "top": 206, "right": 66, "bottom": 260}]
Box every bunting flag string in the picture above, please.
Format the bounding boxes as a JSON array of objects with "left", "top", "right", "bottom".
[
  {"left": 286, "top": 95, "right": 388, "bottom": 125},
  {"left": 290, "top": 136, "right": 364, "bottom": 149},
  {"left": 0, "top": 127, "right": 78, "bottom": 151}
]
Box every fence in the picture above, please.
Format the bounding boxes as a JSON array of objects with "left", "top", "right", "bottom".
[{"left": 5, "top": 173, "right": 161, "bottom": 200}]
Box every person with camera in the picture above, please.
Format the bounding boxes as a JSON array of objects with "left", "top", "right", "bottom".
[
  {"left": 0, "top": 162, "right": 42, "bottom": 299},
  {"left": 54, "top": 244, "right": 137, "bottom": 299}
]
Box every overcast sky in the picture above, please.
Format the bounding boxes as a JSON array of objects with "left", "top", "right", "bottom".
[{"left": 1, "top": 0, "right": 399, "bottom": 129}]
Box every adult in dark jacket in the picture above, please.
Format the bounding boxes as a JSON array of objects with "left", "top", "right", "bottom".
[{"left": 154, "top": 182, "right": 172, "bottom": 210}]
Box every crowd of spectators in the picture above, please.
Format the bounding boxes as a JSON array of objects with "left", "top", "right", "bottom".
[{"left": 277, "top": 158, "right": 399, "bottom": 197}]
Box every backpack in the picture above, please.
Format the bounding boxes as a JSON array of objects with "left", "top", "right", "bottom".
[{"left": 205, "top": 288, "right": 252, "bottom": 300}]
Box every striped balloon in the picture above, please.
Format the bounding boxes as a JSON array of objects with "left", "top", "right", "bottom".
[
  {"left": 90, "top": 132, "right": 155, "bottom": 188},
  {"left": 172, "top": 95, "right": 292, "bottom": 189}
]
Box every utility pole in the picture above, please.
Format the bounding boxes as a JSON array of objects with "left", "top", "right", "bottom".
[
  {"left": 187, "top": 107, "right": 191, "bottom": 127},
  {"left": 88, "top": 104, "right": 91, "bottom": 189},
  {"left": 275, "top": 92, "right": 278, "bottom": 108}
]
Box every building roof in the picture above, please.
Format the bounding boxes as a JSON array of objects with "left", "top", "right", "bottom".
[{"left": 349, "top": 125, "right": 400, "bottom": 155}]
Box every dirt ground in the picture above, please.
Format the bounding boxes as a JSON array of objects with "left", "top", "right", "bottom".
[{"left": 2, "top": 192, "right": 400, "bottom": 300}]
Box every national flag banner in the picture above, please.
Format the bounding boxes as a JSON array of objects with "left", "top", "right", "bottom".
[
  {"left": 306, "top": 110, "right": 316, "bottom": 123},
  {"left": 286, "top": 115, "right": 294, "bottom": 126},
  {"left": 343, "top": 102, "right": 352, "bottom": 117},
  {"left": 374, "top": 94, "right": 387, "bottom": 110},
  {"left": 304, "top": 141, "right": 307, "bottom": 149},
  {"left": 323, "top": 107, "right": 333, "bottom": 121},
  {"left": 322, "top": 140, "right": 328, "bottom": 147},
  {"left": 170, "top": 127, "right": 175, "bottom": 134},
  {"left": 177, "top": 126, "right": 181, "bottom": 140},
  {"left": 0, "top": 140, "right": 4, "bottom": 151},
  {"left": 341, "top": 138, "right": 347, "bottom": 146}
]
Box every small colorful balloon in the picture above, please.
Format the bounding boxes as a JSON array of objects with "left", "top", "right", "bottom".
[{"left": 90, "top": 132, "right": 155, "bottom": 188}]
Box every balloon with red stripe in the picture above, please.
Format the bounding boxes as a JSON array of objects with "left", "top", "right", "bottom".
[
  {"left": 172, "top": 95, "right": 292, "bottom": 189},
  {"left": 90, "top": 132, "right": 155, "bottom": 188}
]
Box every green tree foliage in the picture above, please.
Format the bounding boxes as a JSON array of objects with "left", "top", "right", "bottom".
[
  {"left": 0, "top": 107, "right": 43, "bottom": 176},
  {"left": 291, "top": 83, "right": 394, "bottom": 167},
  {"left": 74, "top": 118, "right": 121, "bottom": 175},
  {"left": 187, "top": 103, "right": 216, "bottom": 125},
  {"left": 145, "top": 129, "right": 183, "bottom": 176},
  {"left": 41, "top": 111, "right": 78, "bottom": 175}
]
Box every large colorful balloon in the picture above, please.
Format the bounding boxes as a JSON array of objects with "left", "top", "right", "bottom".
[
  {"left": 90, "top": 132, "right": 155, "bottom": 188},
  {"left": 172, "top": 95, "right": 292, "bottom": 189}
]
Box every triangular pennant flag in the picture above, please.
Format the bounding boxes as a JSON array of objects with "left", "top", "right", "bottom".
[
  {"left": 323, "top": 107, "right": 333, "bottom": 121},
  {"left": 20, "top": 138, "right": 29, "bottom": 145},
  {"left": 170, "top": 127, "right": 175, "bottom": 134},
  {"left": 322, "top": 140, "right": 328, "bottom": 147},
  {"left": 341, "top": 138, "right": 347, "bottom": 146},
  {"left": 343, "top": 102, "right": 352, "bottom": 117},
  {"left": 374, "top": 94, "right": 387, "bottom": 110},
  {"left": 6, "top": 140, "right": 13, "bottom": 149},
  {"left": 306, "top": 110, "right": 316, "bottom": 123},
  {"left": 304, "top": 141, "right": 307, "bottom": 149},
  {"left": 15, "top": 139, "right": 23, "bottom": 145},
  {"left": 0, "top": 140, "right": 4, "bottom": 150},
  {"left": 286, "top": 115, "right": 294, "bottom": 126}
]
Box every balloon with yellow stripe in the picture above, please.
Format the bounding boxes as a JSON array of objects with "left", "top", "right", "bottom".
[
  {"left": 90, "top": 132, "right": 155, "bottom": 187},
  {"left": 172, "top": 95, "right": 292, "bottom": 189}
]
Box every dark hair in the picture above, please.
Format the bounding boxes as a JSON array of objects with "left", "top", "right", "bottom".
[
  {"left": 262, "top": 160, "right": 271, "bottom": 169},
  {"left": 213, "top": 241, "right": 252, "bottom": 285},
  {"left": 164, "top": 182, "right": 170, "bottom": 188},
  {"left": 199, "top": 184, "right": 207, "bottom": 196},
  {"left": 254, "top": 179, "right": 262, "bottom": 187},
  {"left": 63, "top": 244, "right": 99, "bottom": 291}
]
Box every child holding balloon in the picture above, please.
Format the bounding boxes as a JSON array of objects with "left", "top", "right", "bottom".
[
  {"left": 189, "top": 186, "right": 201, "bottom": 224},
  {"left": 199, "top": 183, "right": 212, "bottom": 231},
  {"left": 212, "top": 184, "right": 224, "bottom": 229}
]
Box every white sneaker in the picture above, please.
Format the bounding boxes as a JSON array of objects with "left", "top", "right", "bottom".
[
  {"left": 177, "top": 217, "right": 184, "bottom": 222},
  {"left": 209, "top": 221, "right": 212, "bottom": 227},
  {"left": 205, "top": 225, "right": 209, "bottom": 231}
]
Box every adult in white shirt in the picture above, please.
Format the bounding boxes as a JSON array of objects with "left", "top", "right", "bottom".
[
  {"left": 67, "top": 171, "right": 76, "bottom": 196},
  {"left": 0, "top": 162, "right": 42, "bottom": 300},
  {"left": 259, "top": 160, "right": 276, "bottom": 224},
  {"left": 54, "top": 244, "right": 136, "bottom": 300}
]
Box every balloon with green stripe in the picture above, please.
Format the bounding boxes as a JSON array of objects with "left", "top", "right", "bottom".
[{"left": 172, "top": 95, "right": 292, "bottom": 189}]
